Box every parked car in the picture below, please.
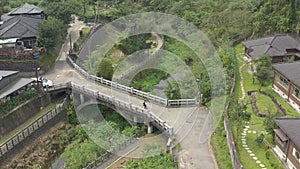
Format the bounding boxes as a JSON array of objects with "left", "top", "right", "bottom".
[{"left": 31, "top": 77, "right": 53, "bottom": 88}]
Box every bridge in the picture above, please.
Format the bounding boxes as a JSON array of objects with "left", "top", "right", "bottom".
[{"left": 42, "top": 16, "right": 217, "bottom": 169}]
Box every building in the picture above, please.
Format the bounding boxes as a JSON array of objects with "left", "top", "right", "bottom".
[
  {"left": 0, "top": 70, "right": 34, "bottom": 100},
  {"left": 0, "top": 3, "right": 44, "bottom": 50},
  {"left": 241, "top": 35, "right": 300, "bottom": 63},
  {"left": 274, "top": 118, "right": 300, "bottom": 169},
  {"left": 272, "top": 61, "right": 300, "bottom": 112}
]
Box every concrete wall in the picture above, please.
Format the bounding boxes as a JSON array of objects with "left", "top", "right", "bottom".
[{"left": 0, "top": 94, "right": 51, "bottom": 138}]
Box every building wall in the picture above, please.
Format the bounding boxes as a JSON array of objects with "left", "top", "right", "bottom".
[
  {"left": 274, "top": 71, "right": 300, "bottom": 109},
  {"left": 287, "top": 141, "right": 300, "bottom": 169}
]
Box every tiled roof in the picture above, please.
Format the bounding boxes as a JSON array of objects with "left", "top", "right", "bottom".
[
  {"left": 9, "top": 3, "right": 43, "bottom": 15},
  {"left": 275, "top": 118, "right": 300, "bottom": 149},
  {"left": 241, "top": 35, "right": 300, "bottom": 59},
  {"left": 273, "top": 61, "right": 300, "bottom": 88},
  {"left": 0, "top": 15, "right": 42, "bottom": 39}
]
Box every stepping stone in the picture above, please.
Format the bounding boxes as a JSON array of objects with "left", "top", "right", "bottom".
[
  {"left": 256, "top": 160, "right": 261, "bottom": 164},
  {"left": 245, "top": 147, "right": 250, "bottom": 150},
  {"left": 241, "top": 138, "right": 246, "bottom": 141},
  {"left": 247, "top": 150, "right": 252, "bottom": 153},
  {"left": 243, "top": 128, "right": 248, "bottom": 131},
  {"left": 248, "top": 131, "right": 252, "bottom": 133},
  {"left": 242, "top": 144, "right": 248, "bottom": 147},
  {"left": 243, "top": 130, "right": 247, "bottom": 134},
  {"left": 259, "top": 164, "right": 265, "bottom": 168},
  {"left": 242, "top": 141, "right": 246, "bottom": 145},
  {"left": 249, "top": 153, "right": 255, "bottom": 156},
  {"left": 253, "top": 131, "right": 257, "bottom": 134},
  {"left": 253, "top": 157, "right": 258, "bottom": 160},
  {"left": 242, "top": 136, "right": 246, "bottom": 138},
  {"left": 242, "top": 133, "right": 246, "bottom": 136},
  {"left": 245, "top": 126, "right": 250, "bottom": 128}
]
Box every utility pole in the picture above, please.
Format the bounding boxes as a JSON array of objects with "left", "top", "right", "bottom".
[
  {"left": 69, "top": 34, "right": 72, "bottom": 54},
  {"left": 199, "top": 73, "right": 202, "bottom": 106}
]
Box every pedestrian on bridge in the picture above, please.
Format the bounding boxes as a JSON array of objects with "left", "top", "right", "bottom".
[{"left": 143, "top": 100, "right": 147, "bottom": 109}]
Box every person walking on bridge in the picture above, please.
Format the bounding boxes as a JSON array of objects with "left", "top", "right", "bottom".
[{"left": 143, "top": 100, "right": 147, "bottom": 109}]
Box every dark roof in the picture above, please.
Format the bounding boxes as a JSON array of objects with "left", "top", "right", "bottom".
[
  {"left": 0, "top": 15, "right": 42, "bottom": 39},
  {"left": 0, "top": 70, "right": 18, "bottom": 79},
  {"left": 0, "top": 78, "right": 34, "bottom": 99},
  {"left": 273, "top": 61, "right": 300, "bottom": 88},
  {"left": 275, "top": 118, "right": 300, "bottom": 149},
  {"left": 9, "top": 3, "right": 43, "bottom": 16},
  {"left": 242, "top": 35, "right": 300, "bottom": 59}
]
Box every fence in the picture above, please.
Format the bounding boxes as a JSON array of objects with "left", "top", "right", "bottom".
[
  {"left": 223, "top": 63, "right": 243, "bottom": 169},
  {"left": 69, "top": 82, "right": 174, "bottom": 136},
  {"left": 84, "top": 136, "right": 137, "bottom": 169},
  {"left": 67, "top": 56, "right": 197, "bottom": 107},
  {"left": 0, "top": 99, "right": 68, "bottom": 158}
]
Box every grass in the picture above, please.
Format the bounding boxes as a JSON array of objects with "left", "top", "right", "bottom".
[
  {"left": 232, "top": 44, "right": 297, "bottom": 168},
  {"left": 211, "top": 123, "right": 234, "bottom": 169},
  {"left": 0, "top": 103, "right": 56, "bottom": 145}
]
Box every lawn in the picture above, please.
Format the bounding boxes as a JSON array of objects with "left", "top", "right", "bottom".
[{"left": 232, "top": 44, "right": 295, "bottom": 168}]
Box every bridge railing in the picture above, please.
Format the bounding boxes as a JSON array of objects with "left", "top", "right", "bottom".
[
  {"left": 67, "top": 56, "right": 197, "bottom": 107},
  {"left": 69, "top": 82, "right": 174, "bottom": 136},
  {"left": 0, "top": 98, "right": 68, "bottom": 158}
]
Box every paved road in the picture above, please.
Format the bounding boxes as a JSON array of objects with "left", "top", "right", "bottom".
[{"left": 43, "top": 16, "right": 217, "bottom": 169}]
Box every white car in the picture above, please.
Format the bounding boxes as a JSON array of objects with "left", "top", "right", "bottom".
[{"left": 31, "top": 77, "right": 53, "bottom": 88}]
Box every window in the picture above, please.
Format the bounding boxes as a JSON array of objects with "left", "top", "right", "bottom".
[
  {"left": 279, "top": 76, "right": 289, "bottom": 89},
  {"left": 292, "top": 148, "right": 300, "bottom": 162},
  {"left": 294, "top": 88, "right": 300, "bottom": 99}
]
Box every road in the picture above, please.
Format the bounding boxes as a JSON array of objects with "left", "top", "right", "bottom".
[{"left": 43, "top": 16, "right": 217, "bottom": 169}]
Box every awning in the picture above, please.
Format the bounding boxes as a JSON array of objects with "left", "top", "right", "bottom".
[
  {"left": 274, "top": 129, "right": 288, "bottom": 142},
  {"left": 0, "top": 78, "right": 34, "bottom": 99},
  {"left": 0, "top": 38, "right": 18, "bottom": 44}
]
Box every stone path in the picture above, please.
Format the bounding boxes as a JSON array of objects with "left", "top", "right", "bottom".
[{"left": 241, "top": 125, "right": 267, "bottom": 169}]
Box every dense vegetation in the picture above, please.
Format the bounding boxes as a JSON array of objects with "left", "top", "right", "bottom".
[{"left": 0, "top": 89, "right": 37, "bottom": 117}]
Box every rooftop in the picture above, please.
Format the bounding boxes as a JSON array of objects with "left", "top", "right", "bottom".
[
  {"left": 275, "top": 118, "right": 300, "bottom": 149},
  {"left": 273, "top": 61, "right": 300, "bottom": 88},
  {"left": 241, "top": 34, "right": 300, "bottom": 59},
  {"left": 9, "top": 3, "right": 43, "bottom": 16},
  {"left": 0, "top": 15, "right": 42, "bottom": 39},
  {"left": 0, "top": 70, "right": 19, "bottom": 80}
]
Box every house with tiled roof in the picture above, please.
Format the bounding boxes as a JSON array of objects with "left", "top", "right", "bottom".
[
  {"left": 0, "top": 70, "right": 34, "bottom": 100},
  {"left": 0, "top": 3, "right": 44, "bottom": 50},
  {"left": 241, "top": 35, "right": 300, "bottom": 63},
  {"left": 274, "top": 118, "right": 300, "bottom": 169},
  {"left": 272, "top": 61, "right": 300, "bottom": 112}
]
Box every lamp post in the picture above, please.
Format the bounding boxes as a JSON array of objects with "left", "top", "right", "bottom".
[
  {"left": 197, "top": 73, "right": 203, "bottom": 106},
  {"left": 35, "top": 67, "right": 41, "bottom": 92}
]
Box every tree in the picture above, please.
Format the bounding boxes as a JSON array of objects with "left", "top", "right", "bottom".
[
  {"left": 97, "top": 58, "right": 114, "bottom": 80},
  {"left": 263, "top": 110, "right": 279, "bottom": 138},
  {"left": 164, "top": 80, "right": 181, "bottom": 100},
  {"left": 255, "top": 133, "right": 265, "bottom": 146},
  {"left": 254, "top": 54, "right": 272, "bottom": 90},
  {"left": 37, "top": 17, "right": 65, "bottom": 49}
]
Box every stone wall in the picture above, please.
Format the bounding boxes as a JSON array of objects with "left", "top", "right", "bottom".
[
  {"left": 0, "top": 94, "right": 51, "bottom": 138},
  {"left": 0, "top": 61, "right": 44, "bottom": 77}
]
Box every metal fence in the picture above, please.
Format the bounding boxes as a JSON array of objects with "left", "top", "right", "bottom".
[
  {"left": 84, "top": 136, "right": 137, "bottom": 169},
  {"left": 223, "top": 67, "right": 243, "bottom": 169},
  {"left": 0, "top": 99, "right": 68, "bottom": 158},
  {"left": 67, "top": 56, "right": 197, "bottom": 107}
]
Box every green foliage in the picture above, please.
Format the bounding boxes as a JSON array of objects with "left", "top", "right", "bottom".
[
  {"left": 61, "top": 139, "right": 105, "bottom": 169},
  {"left": 255, "top": 133, "right": 265, "bottom": 146},
  {"left": 116, "top": 34, "right": 151, "bottom": 55},
  {"left": 0, "top": 89, "right": 38, "bottom": 117},
  {"left": 254, "top": 54, "right": 272, "bottom": 89},
  {"left": 37, "top": 17, "right": 65, "bottom": 50},
  {"left": 125, "top": 154, "right": 175, "bottom": 169},
  {"left": 263, "top": 111, "right": 279, "bottom": 136},
  {"left": 143, "top": 145, "right": 164, "bottom": 157},
  {"left": 96, "top": 57, "right": 113, "bottom": 80},
  {"left": 131, "top": 69, "right": 168, "bottom": 92},
  {"left": 164, "top": 80, "right": 181, "bottom": 100},
  {"left": 66, "top": 103, "right": 79, "bottom": 125}
]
